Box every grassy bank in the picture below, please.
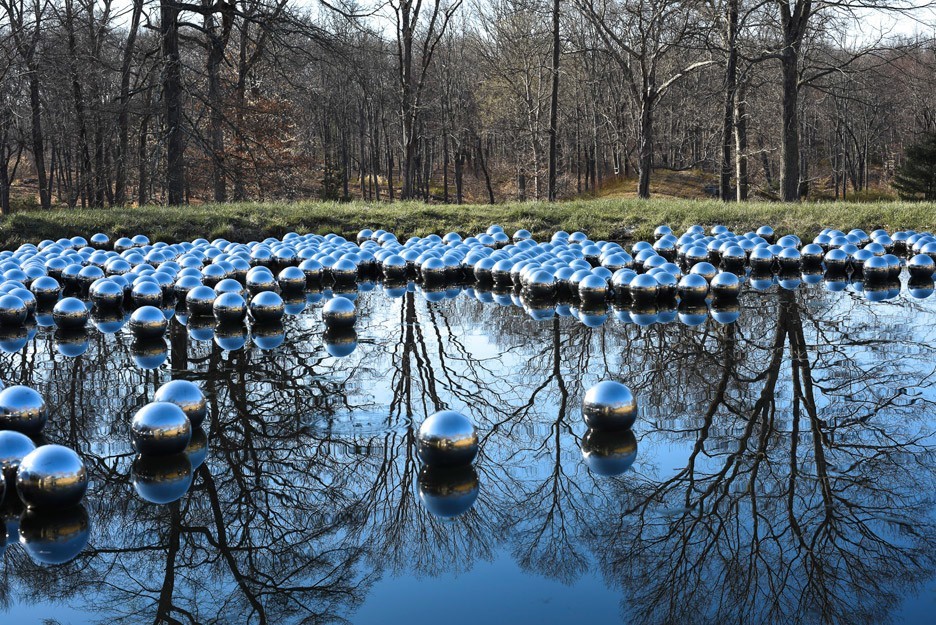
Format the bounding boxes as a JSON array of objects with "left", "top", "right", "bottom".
[{"left": 1, "top": 199, "right": 934, "bottom": 247}]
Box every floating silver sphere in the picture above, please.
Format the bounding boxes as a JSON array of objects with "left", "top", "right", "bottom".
[
  {"left": 154, "top": 380, "right": 207, "bottom": 428},
  {"left": 908, "top": 254, "right": 935, "bottom": 278},
  {"left": 678, "top": 273, "right": 709, "bottom": 302},
  {"left": 582, "top": 380, "right": 637, "bottom": 431},
  {"left": 131, "top": 401, "right": 193, "bottom": 455},
  {"left": 90, "top": 233, "right": 109, "bottom": 249},
  {"left": 0, "top": 385, "right": 47, "bottom": 435},
  {"left": 322, "top": 296, "right": 356, "bottom": 328},
  {"left": 690, "top": 262, "right": 718, "bottom": 282},
  {"left": 16, "top": 445, "right": 88, "bottom": 508},
  {"left": 52, "top": 297, "right": 88, "bottom": 329},
  {"left": 214, "top": 278, "right": 245, "bottom": 298},
  {"left": 131, "top": 280, "right": 163, "bottom": 308},
  {"left": 0, "top": 295, "right": 27, "bottom": 326},
  {"left": 129, "top": 305, "right": 168, "bottom": 338},
  {"left": 824, "top": 248, "right": 849, "bottom": 273},
  {"left": 578, "top": 273, "right": 609, "bottom": 302},
  {"left": 756, "top": 225, "right": 776, "bottom": 243},
  {"left": 30, "top": 276, "right": 61, "bottom": 304},
  {"left": 862, "top": 255, "right": 889, "bottom": 282},
  {"left": 710, "top": 271, "right": 741, "bottom": 299},
  {"left": 89, "top": 279, "right": 124, "bottom": 308},
  {"left": 629, "top": 273, "right": 659, "bottom": 303},
  {"left": 418, "top": 465, "right": 480, "bottom": 518},
  {"left": 524, "top": 269, "right": 557, "bottom": 299},
  {"left": 186, "top": 285, "right": 217, "bottom": 316},
  {"left": 331, "top": 258, "right": 358, "bottom": 284},
  {"left": 382, "top": 254, "right": 407, "bottom": 280},
  {"left": 581, "top": 428, "right": 638, "bottom": 476},
  {"left": 131, "top": 453, "right": 193, "bottom": 504},
  {"left": 299, "top": 258, "right": 324, "bottom": 283},
  {"left": 213, "top": 291, "right": 247, "bottom": 323},
  {"left": 249, "top": 290, "right": 285, "bottom": 323},
  {"left": 513, "top": 229, "right": 532, "bottom": 243},
  {"left": 749, "top": 247, "right": 775, "bottom": 271},
  {"left": 278, "top": 266, "right": 307, "bottom": 291},
  {"left": 417, "top": 410, "right": 479, "bottom": 467},
  {"left": 0, "top": 430, "right": 36, "bottom": 481}
]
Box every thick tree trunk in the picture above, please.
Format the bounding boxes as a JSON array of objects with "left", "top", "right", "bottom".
[
  {"left": 720, "top": 0, "right": 738, "bottom": 201},
  {"left": 547, "top": 0, "right": 560, "bottom": 201},
  {"left": 27, "top": 68, "right": 49, "bottom": 209},
  {"left": 779, "top": 48, "right": 800, "bottom": 201},
  {"left": 161, "top": 0, "right": 185, "bottom": 206}
]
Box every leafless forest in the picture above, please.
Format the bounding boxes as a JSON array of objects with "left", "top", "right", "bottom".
[{"left": 0, "top": 0, "right": 934, "bottom": 213}]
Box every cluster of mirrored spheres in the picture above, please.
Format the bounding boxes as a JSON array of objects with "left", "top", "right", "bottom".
[
  {"left": 0, "top": 222, "right": 933, "bottom": 552},
  {"left": 0, "top": 383, "right": 90, "bottom": 564}
]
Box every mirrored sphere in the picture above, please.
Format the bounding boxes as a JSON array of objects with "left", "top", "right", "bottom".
[
  {"left": 582, "top": 380, "right": 637, "bottom": 431},
  {"left": 323, "top": 296, "right": 356, "bottom": 328},
  {"left": 52, "top": 297, "right": 89, "bottom": 329},
  {"left": 131, "top": 401, "right": 192, "bottom": 455},
  {"left": 129, "top": 305, "right": 168, "bottom": 338},
  {"left": 0, "top": 385, "right": 48, "bottom": 434},
  {"left": 417, "top": 410, "right": 479, "bottom": 467},
  {"left": 0, "top": 430, "right": 37, "bottom": 481},
  {"left": 16, "top": 445, "right": 88, "bottom": 508},
  {"left": 249, "top": 290, "right": 285, "bottom": 323},
  {"left": 154, "top": 380, "right": 207, "bottom": 428}
]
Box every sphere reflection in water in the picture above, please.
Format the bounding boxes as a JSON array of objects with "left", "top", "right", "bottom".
[
  {"left": 185, "top": 428, "right": 209, "bottom": 471},
  {"left": 131, "top": 338, "right": 168, "bottom": 369},
  {"left": 131, "top": 453, "right": 193, "bottom": 504},
  {"left": 154, "top": 380, "right": 208, "bottom": 428},
  {"left": 417, "top": 410, "right": 478, "bottom": 467},
  {"left": 214, "top": 322, "right": 249, "bottom": 351},
  {"left": 16, "top": 445, "right": 89, "bottom": 508},
  {"left": 0, "top": 385, "right": 48, "bottom": 435},
  {"left": 323, "top": 327, "right": 358, "bottom": 358},
  {"left": 582, "top": 380, "right": 637, "bottom": 431},
  {"left": 418, "top": 465, "right": 480, "bottom": 519},
  {"left": 252, "top": 321, "right": 286, "bottom": 350},
  {"left": 0, "top": 430, "right": 37, "bottom": 481},
  {"left": 581, "top": 428, "right": 638, "bottom": 476},
  {"left": 19, "top": 504, "right": 90, "bottom": 565},
  {"left": 131, "top": 401, "right": 192, "bottom": 455}
]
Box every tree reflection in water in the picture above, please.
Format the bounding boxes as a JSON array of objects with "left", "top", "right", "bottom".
[{"left": 0, "top": 283, "right": 933, "bottom": 625}]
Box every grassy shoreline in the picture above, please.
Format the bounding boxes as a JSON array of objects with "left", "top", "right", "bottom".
[{"left": 1, "top": 199, "right": 934, "bottom": 247}]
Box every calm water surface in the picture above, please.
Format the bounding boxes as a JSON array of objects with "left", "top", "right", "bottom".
[{"left": 1, "top": 279, "right": 935, "bottom": 624}]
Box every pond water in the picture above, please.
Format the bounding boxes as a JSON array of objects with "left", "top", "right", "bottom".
[{"left": 1, "top": 277, "right": 935, "bottom": 624}]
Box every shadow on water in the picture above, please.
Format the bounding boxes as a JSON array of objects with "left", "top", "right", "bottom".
[{"left": 0, "top": 283, "right": 934, "bottom": 624}]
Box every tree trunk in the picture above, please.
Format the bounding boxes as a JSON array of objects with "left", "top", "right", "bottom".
[
  {"left": 114, "top": 0, "right": 143, "bottom": 206},
  {"left": 27, "top": 68, "right": 49, "bottom": 209},
  {"left": 779, "top": 48, "right": 800, "bottom": 201},
  {"left": 477, "top": 136, "right": 494, "bottom": 204},
  {"left": 547, "top": 0, "right": 560, "bottom": 201},
  {"left": 720, "top": 0, "right": 738, "bottom": 201},
  {"left": 734, "top": 79, "right": 749, "bottom": 201},
  {"left": 637, "top": 99, "right": 653, "bottom": 199},
  {"left": 161, "top": 0, "right": 185, "bottom": 206}
]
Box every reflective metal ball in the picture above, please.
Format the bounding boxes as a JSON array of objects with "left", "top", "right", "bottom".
[
  {"left": 16, "top": 445, "right": 88, "bottom": 508},
  {"left": 0, "top": 385, "right": 47, "bottom": 435},
  {"left": 212, "top": 292, "right": 248, "bottom": 323},
  {"left": 131, "top": 401, "right": 193, "bottom": 455},
  {"left": 186, "top": 285, "right": 217, "bottom": 316},
  {"left": 249, "top": 290, "right": 285, "bottom": 323},
  {"left": 417, "top": 410, "right": 478, "bottom": 467},
  {"left": 0, "top": 430, "right": 36, "bottom": 481},
  {"left": 154, "top": 380, "right": 207, "bottom": 428},
  {"left": 710, "top": 271, "right": 741, "bottom": 299},
  {"left": 131, "top": 280, "right": 164, "bottom": 308},
  {"left": 52, "top": 297, "right": 89, "bottom": 329},
  {"left": 582, "top": 380, "right": 637, "bottom": 431},
  {"left": 0, "top": 294, "right": 27, "bottom": 326},
  {"left": 908, "top": 254, "right": 935, "bottom": 278},
  {"left": 578, "top": 273, "right": 609, "bottom": 302},
  {"left": 129, "top": 305, "right": 168, "bottom": 338},
  {"left": 629, "top": 273, "right": 659, "bottom": 303},
  {"left": 678, "top": 273, "right": 709, "bottom": 302},
  {"left": 323, "top": 296, "right": 356, "bottom": 328}
]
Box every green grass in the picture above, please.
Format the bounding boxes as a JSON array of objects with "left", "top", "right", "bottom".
[{"left": 1, "top": 199, "right": 934, "bottom": 247}]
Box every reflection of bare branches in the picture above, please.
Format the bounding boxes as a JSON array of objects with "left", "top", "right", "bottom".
[{"left": 0, "top": 283, "right": 934, "bottom": 625}]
